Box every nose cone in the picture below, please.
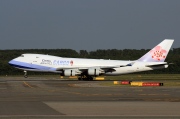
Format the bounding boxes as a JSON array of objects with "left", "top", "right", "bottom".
[{"left": 8, "top": 60, "right": 16, "bottom": 66}]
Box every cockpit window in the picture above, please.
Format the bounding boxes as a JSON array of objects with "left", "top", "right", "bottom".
[{"left": 20, "top": 55, "right": 24, "bottom": 57}]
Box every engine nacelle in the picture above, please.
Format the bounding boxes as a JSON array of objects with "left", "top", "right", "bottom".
[
  {"left": 88, "top": 68, "right": 103, "bottom": 76},
  {"left": 64, "top": 69, "right": 81, "bottom": 76}
]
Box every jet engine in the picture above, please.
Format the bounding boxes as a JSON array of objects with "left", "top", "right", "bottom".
[
  {"left": 64, "top": 69, "right": 81, "bottom": 76},
  {"left": 87, "top": 68, "right": 104, "bottom": 76}
]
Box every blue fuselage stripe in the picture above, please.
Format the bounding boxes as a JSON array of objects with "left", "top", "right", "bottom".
[
  {"left": 8, "top": 60, "right": 56, "bottom": 71},
  {"left": 9, "top": 64, "right": 36, "bottom": 69}
]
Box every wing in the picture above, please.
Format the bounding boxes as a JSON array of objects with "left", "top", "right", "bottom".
[{"left": 55, "top": 63, "right": 132, "bottom": 75}]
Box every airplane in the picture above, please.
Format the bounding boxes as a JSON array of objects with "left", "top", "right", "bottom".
[{"left": 8, "top": 39, "right": 174, "bottom": 80}]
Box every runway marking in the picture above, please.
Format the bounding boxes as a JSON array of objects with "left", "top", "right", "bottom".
[
  {"left": 23, "top": 81, "right": 34, "bottom": 88},
  {"left": 148, "top": 94, "right": 158, "bottom": 96},
  {"left": 139, "top": 94, "right": 169, "bottom": 96},
  {"left": 153, "top": 99, "right": 162, "bottom": 101},
  {"left": 59, "top": 90, "right": 120, "bottom": 97},
  {"left": 61, "top": 90, "right": 82, "bottom": 95}
]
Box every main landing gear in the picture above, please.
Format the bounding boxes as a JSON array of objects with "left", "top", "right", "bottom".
[
  {"left": 24, "top": 71, "right": 28, "bottom": 78},
  {"left": 78, "top": 75, "right": 93, "bottom": 81}
]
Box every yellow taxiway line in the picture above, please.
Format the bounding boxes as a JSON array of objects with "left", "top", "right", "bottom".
[{"left": 23, "top": 81, "right": 33, "bottom": 88}]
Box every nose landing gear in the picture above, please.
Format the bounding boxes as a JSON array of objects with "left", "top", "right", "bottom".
[{"left": 24, "top": 71, "right": 28, "bottom": 78}]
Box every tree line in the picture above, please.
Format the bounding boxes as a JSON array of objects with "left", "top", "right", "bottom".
[{"left": 0, "top": 48, "right": 179, "bottom": 75}]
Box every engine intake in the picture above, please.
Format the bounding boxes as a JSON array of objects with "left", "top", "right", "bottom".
[{"left": 64, "top": 69, "right": 81, "bottom": 76}]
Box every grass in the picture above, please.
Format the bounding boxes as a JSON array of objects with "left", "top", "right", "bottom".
[
  {"left": 101, "top": 80, "right": 180, "bottom": 87},
  {"left": 1, "top": 74, "right": 180, "bottom": 87},
  {"left": 100, "top": 74, "right": 180, "bottom": 87},
  {"left": 2, "top": 74, "right": 180, "bottom": 80},
  {"left": 163, "top": 81, "right": 180, "bottom": 87},
  {"left": 104, "top": 74, "right": 180, "bottom": 81}
]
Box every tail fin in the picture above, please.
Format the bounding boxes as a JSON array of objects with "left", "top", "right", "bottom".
[{"left": 138, "top": 39, "right": 174, "bottom": 62}]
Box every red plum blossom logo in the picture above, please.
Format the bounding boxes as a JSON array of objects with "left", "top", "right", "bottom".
[
  {"left": 150, "top": 46, "right": 167, "bottom": 61},
  {"left": 70, "top": 60, "right": 73, "bottom": 66}
]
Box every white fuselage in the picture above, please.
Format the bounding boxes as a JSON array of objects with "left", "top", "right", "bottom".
[{"left": 9, "top": 54, "right": 168, "bottom": 76}]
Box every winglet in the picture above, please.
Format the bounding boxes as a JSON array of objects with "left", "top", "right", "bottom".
[{"left": 138, "top": 39, "right": 174, "bottom": 62}]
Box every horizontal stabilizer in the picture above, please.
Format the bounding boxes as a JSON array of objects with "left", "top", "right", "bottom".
[{"left": 145, "top": 62, "right": 167, "bottom": 67}]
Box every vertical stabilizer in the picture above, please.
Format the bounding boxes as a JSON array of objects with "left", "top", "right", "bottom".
[{"left": 138, "top": 39, "right": 174, "bottom": 62}]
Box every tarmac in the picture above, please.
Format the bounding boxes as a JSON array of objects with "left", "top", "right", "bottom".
[{"left": 0, "top": 76, "right": 180, "bottom": 119}]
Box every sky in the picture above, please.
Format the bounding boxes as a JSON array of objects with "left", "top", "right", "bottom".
[{"left": 0, "top": 0, "right": 180, "bottom": 51}]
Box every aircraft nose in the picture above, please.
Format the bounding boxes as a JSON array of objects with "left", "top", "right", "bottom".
[{"left": 8, "top": 60, "right": 15, "bottom": 66}]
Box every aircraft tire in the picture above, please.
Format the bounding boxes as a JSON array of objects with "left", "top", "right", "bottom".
[{"left": 78, "top": 77, "right": 82, "bottom": 80}]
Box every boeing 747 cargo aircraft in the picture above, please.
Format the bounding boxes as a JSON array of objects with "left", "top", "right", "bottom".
[{"left": 9, "top": 39, "right": 174, "bottom": 80}]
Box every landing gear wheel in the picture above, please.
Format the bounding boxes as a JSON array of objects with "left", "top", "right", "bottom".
[
  {"left": 78, "top": 75, "right": 93, "bottom": 81},
  {"left": 78, "top": 77, "right": 82, "bottom": 81},
  {"left": 88, "top": 76, "right": 93, "bottom": 81}
]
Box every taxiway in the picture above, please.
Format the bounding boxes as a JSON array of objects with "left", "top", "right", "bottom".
[{"left": 0, "top": 77, "right": 180, "bottom": 119}]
